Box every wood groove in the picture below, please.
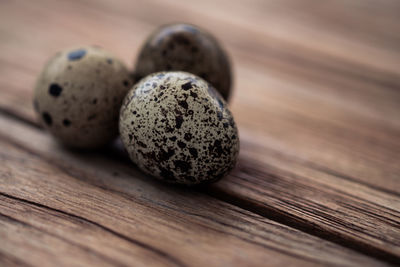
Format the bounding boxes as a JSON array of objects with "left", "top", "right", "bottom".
[
  {"left": 240, "top": 140, "right": 400, "bottom": 197},
  {"left": 0, "top": 192, "right": 188, "bottom": 267},
  {"left": 141, "top": 198, "right": 331, "bottom": 265},
  {"left": 0, "top": 211, "right": 129, "bottom": 267},
  {"left": 0, "top": 251, "right": 33, "bottom": 267},
  {"left": 206, "top": 186, "right": 400, "bottom": 265}
]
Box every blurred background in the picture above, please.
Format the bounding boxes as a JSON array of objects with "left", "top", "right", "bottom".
[{"left": 0, "top": 0, "right": 399, "bottom": 188}]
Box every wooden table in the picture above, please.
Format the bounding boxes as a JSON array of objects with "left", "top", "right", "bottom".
[{"left": 0, "top": 0, "right": 399, "bottom": 266}]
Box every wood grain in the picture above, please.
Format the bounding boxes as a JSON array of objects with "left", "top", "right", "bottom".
[
  {"left": 0, "top": 0, "right": 399, "bottom": 265},
  {"left": 0, "top": 116, "right": 389, "bottom": 266}
]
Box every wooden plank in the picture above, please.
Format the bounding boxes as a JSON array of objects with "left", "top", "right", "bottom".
[
  {"left": 0, "top": 207, "right": 158, "bottom": 267},
  {"left": 2, "top": 102, "right": 400, "bottom": 264},
  {"left": 0, "top": 0, "right": 399, "bottom": 264},
  {"left": 0, "top": 116, "right": 388, "bottom": 267},
  {"left": 0, "top": 0, "right": 399, "bottom": 192}
]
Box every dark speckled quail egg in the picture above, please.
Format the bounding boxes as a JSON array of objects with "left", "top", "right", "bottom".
[
  {"left": 33, "top": 46, "right": 132, "bottom": 148},
  {"left": 134, "top": 23, "right": 232, "bottom": 101},
  {"left": 119, "top": 71, "right": 239, "bottom": 185}
]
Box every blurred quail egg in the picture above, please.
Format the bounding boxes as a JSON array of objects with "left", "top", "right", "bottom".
[
  {"left": 119, "top": 71, "right": 239, "bottom": 185},
  {"left": 134, "top": 23, "right": 232, "bottom": 101},
  {"left": 33, "top": 46, "right": 132, "bottom": 148}
]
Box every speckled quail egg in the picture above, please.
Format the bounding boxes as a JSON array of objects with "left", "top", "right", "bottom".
[
  {"left": 33, "top": 46, "right": 133, "bottom": 148},
  {"left": 134, "top": 23, "right": 232, "bottom": 101},
  {"left": 119, "top": 71, "right": 239, "bottom": 185}
]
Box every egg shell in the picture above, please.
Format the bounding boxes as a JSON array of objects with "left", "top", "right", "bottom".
[
  {"left": 134, "top": 23, "right": 232, "bottom": 101},
  {"left": 119, "top": 71, "right": 239, "bottom": 185},
  {"left": 33, "top": 46, "right": 132, "bottom": 148}
]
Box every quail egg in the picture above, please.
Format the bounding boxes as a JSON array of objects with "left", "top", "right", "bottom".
[
  {"left": 33, "top": 46, "right": 132, "bottom": 148},
  {"left": 134, "top": 23, "right": 232, "bottom": 101},
  {"left": 119, "top": 71, "right": 239, "bottom": 185}
]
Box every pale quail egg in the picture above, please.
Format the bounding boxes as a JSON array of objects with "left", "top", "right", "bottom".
[
  {"left": 33, "top": 46, "right": 132, "bottom": 148},
  {"left": 119, "top": 71, "right": 239, "bottom": 185},
  {"left": 134, "top": 23, "right": 232, "bottom": 101}
]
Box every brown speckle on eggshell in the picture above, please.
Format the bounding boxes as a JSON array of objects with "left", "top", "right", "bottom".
[{"left": 119, "top": 71, "right": 239, "bottom": 185}]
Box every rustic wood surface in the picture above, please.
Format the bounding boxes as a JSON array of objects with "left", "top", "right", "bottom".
[{"left": 0, "top": 0, "right": 399, "bottom": 266}]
